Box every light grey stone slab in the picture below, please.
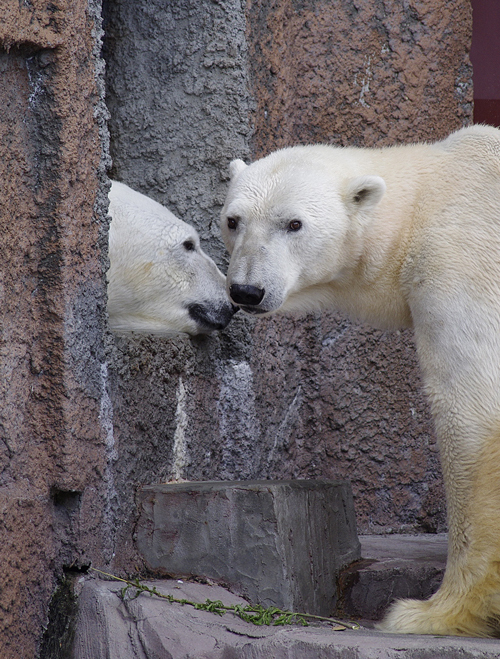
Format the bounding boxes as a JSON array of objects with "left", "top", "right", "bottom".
[{"left": 72, "top": 578, "right": 500, "bottom": 659}]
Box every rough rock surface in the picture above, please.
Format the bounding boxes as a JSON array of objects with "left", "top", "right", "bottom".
[
  {"left": 72, "top": 576, "right": 500, "bottom": 659},
  {"left": 0, "top": 1, "right": 110, "bottom": 657},
  {"left": 247, "top": 0, "right": 473, "bottom": 154}
]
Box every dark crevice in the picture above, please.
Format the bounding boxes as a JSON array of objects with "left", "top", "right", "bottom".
[{"left": 39, "top": 575, "right": 79, "bottom": 659}]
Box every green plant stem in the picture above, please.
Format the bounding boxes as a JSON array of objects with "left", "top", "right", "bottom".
[{"left": 89, "top": 567, "right": 360, "bottom": 630}]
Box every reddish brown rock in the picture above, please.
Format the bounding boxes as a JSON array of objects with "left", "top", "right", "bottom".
[
  {"left": 0, "top": 1, "right": 109, "bottom": 656},
  {"left": 247, "top": 0, "right": 473, "bottom": 154}
]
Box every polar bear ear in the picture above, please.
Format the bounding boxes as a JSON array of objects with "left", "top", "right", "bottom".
[
  {"left": 229, "top": 159, "right": 248, "bottom": 180},
  {"left": 344, "top": 175, "right": 386, "bottom": 214}
]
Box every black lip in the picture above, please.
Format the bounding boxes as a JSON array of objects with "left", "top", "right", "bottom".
[{"left": 187, "top": 302, "right": 238, "bottom": 331}]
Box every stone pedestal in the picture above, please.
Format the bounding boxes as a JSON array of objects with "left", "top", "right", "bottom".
[{"left": 136, "top": 480, "right": 360, "bottom": 616}]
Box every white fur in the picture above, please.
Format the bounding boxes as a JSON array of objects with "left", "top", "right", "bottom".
[
  {"left": 107, "top": 181, "right": 235, "bottom": 336},
  {"left": 221, "top": 125, "right": 500, "bottom": 637}
]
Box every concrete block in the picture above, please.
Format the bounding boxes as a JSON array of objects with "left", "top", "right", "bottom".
[{"left": 136, "top": 480, "right": 360, "bottom": 617}]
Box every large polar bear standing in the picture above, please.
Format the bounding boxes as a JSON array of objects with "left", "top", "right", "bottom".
[
  {"left": 107, "top": 181, "right": 235, "bottom": 335},
  {"left": 220, "top": 125, "right": 500, "bottom": 638}
]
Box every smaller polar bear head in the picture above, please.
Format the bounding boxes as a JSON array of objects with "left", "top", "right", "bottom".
[
  {"left": 107, "top": 181, "right": 236, "bottom": 335},
  {"left": 220, "top": 148, "right": 386, "bottom": 316}
]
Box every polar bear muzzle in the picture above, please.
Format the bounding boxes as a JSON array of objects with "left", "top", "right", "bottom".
[{"left": 187, "top": 301, "right": 238, "bottom": 332}]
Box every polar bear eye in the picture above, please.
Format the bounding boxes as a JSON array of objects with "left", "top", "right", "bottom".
[
  {"left": 287, "top": 220, "right": 302, "bottom": 232},
  {"left": 183, "top": 240, "right": 196, "bottom": 251},
  {"left": 227, "top": 216, "right": 239, "bottom": 230}
]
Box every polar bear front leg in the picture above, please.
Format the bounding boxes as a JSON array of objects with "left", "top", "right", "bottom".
[
  {"left": 379, "top": 308, "right": 500, "bottom": 637},
  {"left": 380, "top": 434, "right": 500, "bottom": 637}
]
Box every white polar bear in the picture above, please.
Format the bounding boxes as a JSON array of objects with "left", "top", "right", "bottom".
[
  {"left": 220, "top": 125, "right": 500, "bottom": 638},
  {"left": 107, "top": 181, "right": 235, "bottom": 335}
]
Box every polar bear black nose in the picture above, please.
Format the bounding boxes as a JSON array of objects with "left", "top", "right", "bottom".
[{"left": 229, "top": 284, "right": 265, "bottom": 306}]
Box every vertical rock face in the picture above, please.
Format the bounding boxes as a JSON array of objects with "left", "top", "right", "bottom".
[
  {"left": 245, "top": 0, "right": 473, "bottom": 536},
  {"left": 246, "top": 0, "right": 473, "bottom": 155},
  {"left": 102, "top": 0, "right": 261, "bottom": 573},
  {"left": 103, "top": 0, "right": 473, "bottom": 568},
  {"left": 102, "top": 0, "right": 253, "bottom": 267},
  {"left": 0, "top": 2, "right": 110, "bottom": 657}
]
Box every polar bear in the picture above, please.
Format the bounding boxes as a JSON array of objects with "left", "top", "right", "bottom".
[
  {"left": 220, "top": 125, "right": 500, "bottom": 638},
  {"left": 107, "top": 181, "right": 235, "bottom": 335}
]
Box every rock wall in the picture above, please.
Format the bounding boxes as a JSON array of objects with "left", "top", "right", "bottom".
[
  {"left": 102, "top": 0, "right": 474, "bottom": 577},
  {"left": 0, "top": 1, "right": 110, "bottom": 656}
]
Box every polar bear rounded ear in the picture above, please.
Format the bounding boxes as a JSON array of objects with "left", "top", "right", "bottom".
[
  {"left": 345, "top": 175, "right": 386, "bottom": 214},
  {"left": 229, "top": 159, "right": 248, "bottom": 180}
]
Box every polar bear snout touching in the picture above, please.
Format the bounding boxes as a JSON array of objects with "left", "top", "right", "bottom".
[
  {"left": 107, "top": 181, "right": 236, "bottom": 336},
  {"left": 221, "top": 125, "right": 500, "bottom": 638}
]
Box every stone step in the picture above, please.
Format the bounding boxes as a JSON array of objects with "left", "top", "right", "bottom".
[
  {"left": 72, "top": 576, "right": 500, "bottom": 659},
  {"left": 337, "top": 534, "right": 447, "bottom": 622},
  {"left": 72, "top": 482, "right": 500, "bottom": 657}
]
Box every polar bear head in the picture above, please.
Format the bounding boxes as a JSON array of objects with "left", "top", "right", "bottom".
[
  {"left": 107, "top": 181, "right": 236, "bottom": 335},
  {"left": 221, "top": 147, "right": 386, "bottom": 316}
]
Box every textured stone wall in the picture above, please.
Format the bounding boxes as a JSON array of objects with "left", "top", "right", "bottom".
[
  {"left": 247, "top": 0, "right": 473, "bottom": 154},
  {"left": 103, "top": 0, "right": 253, "bottom": 267},
  {"left": 103, "top": 0, "right": 473, "bottom": 565},
  {"left": 0, "top": 1, "right": 110, "bottom": 656},
  {"left": 102, "top": 0, "right": 258, "bottom": 571}
]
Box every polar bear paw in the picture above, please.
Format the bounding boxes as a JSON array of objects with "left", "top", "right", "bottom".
[{"left": 378, "top": 597, "right": 500, "bottom": 638}]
